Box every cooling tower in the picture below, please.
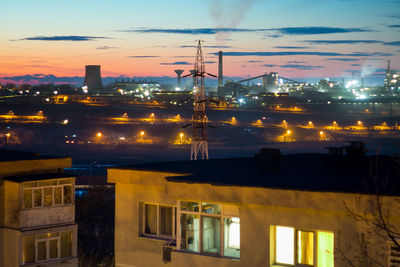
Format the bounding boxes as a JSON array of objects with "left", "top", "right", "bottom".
[
  {"left": 83, "top": 65, "right": 103, "bottom": 93},
  {"left": 218, "top": 51, "right": 223, "bottom": 87}
]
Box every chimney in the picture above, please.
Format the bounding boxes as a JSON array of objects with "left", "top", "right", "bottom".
[
  {"left": 218, "top": 51, "right": 223, "bottom": 88},
  {"left": 174, "top": 70, "right": 184, "bottom": 89},
  {"left": 387, "top": 59, "right": 391, "bottom": 72}
]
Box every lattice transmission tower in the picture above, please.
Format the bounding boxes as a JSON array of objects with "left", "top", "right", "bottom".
[{"left": 190, "top": 40, "right": 208, "bottom": 160}]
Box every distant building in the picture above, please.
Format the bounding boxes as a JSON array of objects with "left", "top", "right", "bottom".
[
  {"left": 108, "top": 147, "right": 400, "bottom": 267},
  {"left": 83, "top": 65, "right": 103, "bottom": 94},
  {"left": 385, "top": 70, "right": 400, "bottom": 95},
  {"left": 0, "top": 150, "right": 77, "bottom": 267}
]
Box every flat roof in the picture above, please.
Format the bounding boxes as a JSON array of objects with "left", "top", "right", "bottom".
[
  {"left": 3, "top": 172, "right": 75, "bottom": 183},
  {"left": 0, "top": 150, "right": 66, "bottom": 162},
  {"left": 111, "top": 153, "right": 399, "bottom": 195}
]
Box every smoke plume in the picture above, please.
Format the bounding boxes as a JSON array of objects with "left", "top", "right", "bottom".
[{"left": 209, "top": 0, "right": 255, "bottom": 44}]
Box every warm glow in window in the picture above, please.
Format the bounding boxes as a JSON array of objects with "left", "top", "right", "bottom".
[
  {"left": 298, "top": 230, "right": 314, "bottom": 265},
  {"left": 276, "top": 226, "right": 294, "bottom": 264},
  {"left": 318, "top": 232, "right": 334, "bottom": 267}
]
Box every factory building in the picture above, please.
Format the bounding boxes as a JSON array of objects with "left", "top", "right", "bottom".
[
  {"left": 83, "top": 65, "right": 103, "bottom": 94},
  {"left": 113, "top": 79, "right": 161, "bottom": 97},
  {"left": 108, "top": 146, "right": 400, "bottom": 267},
  {"left": 0, "top": 150, "right": 78, "bottom": 267},
  {"left": 385, "top": 61, "right": 400, "bottom": 95}
]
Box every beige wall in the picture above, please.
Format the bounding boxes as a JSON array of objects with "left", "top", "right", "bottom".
[
  {"left": 0, "top": 228, "right": 20, "bottom": 267},
  {"left": 2, "top": 181, "right": 20, "bottom": 229},
  {"left": 109, "top": 168, "right": 400, "bottom": 267}
]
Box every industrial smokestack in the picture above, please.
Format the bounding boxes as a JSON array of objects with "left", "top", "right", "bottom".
[
  {"left": 83, "top": 65, "right": 103, "bottom": 93},
  {"left": 174, "top": 69, "right": 184, "bottom": 89},
  {"left": 218, "top": 51, "right": 223, "bottom": 87},
  {"left": 387, "top": 60, "right": 391, "bottom": 72}
]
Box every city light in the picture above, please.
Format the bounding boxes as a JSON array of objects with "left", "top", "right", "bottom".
[
  {"left": 96, "top": 132, "right": 102, "bottom": 144},
  {"left": 179, "top": 132, "right": 184, "bottom": 144}
]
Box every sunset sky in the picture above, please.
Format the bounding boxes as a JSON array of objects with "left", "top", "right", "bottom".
[{"left": 1, "top": 0, "right": 399, "bottom": 84}]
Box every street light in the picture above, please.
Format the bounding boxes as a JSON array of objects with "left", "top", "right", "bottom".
[
  {"left": 5, "top": 133, "right": 10, "bottom": 144},
  {"left": 97, "top": 132, "right": 102, "bottom": 144},
  {"left": 140, "top": 131, "right": 145, "bottom": 140},
  {"left": 179, "top": 132, "right": 184, "bottom": 144}
]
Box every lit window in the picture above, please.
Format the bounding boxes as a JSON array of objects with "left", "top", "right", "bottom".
[
  {"left": 22, "top": 231, "right": 73, "bottom": 264},
  {"left": 22, "top": 179, "right": 74, "bottom": 209},
  {"left": 141, "top": 203, "right": 175, "bottom": 238},
  {"left": 276, "top": 226, "right": 294, "bottom": 264},
  {"left": 179, "top": 201, "right": 240, "bottom": 258},
  {"left": 273, "top": 226, "right": 334, "bottom": 267}
]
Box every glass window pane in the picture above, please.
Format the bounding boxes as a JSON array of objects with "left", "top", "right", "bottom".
[
  {"left": 202, "top": 216, "right": 220, "bottom": 254},
  {"left": 224, "top": 217, "right": 240, "bottom": 258},
  {"left": 23, "top": 182, "right": 36, "bottom": 188},
  {"left": 201, "top": 203, "right": 221, "bottom": 214},
  {"left": 180, "top": 214, "right": 199, "bottom": 252},
  {"left": 44, "top": 187, "right": 53, "bottom": 207},
  {"left": 144, "top": 204, "right": 157, "bottom": 235},
  {"left": 180, "top": 201, "right": 199, "bottom": 212},
  {"left": 23, "top": 189, "right": 32, "bottom": 209},
  {"left": 160, "top": 206, "right": 173, "bottom": 236},
  {"left": 63, "top": 186, "right": 72, "bottom": 204},
  {"left": 37, "top": 240, "right": 47, "bottom": 261},
  {"left": 276, "top": 226, "right": 294, "bottom": 264},
  {"left": 49, "top": 239, "right": 59, "bottom": 259},
  {"left": 298, "top": 230, "right": 314, "bottom": 265},
  {"left": 318, "top": 232, "right": 334, "bottom": 267},
  {"left": 22, "top": 236, "right": 35, "bottom": 263},
  {"left": 48, "top": 232, "right": 59, "bottom": 238},
  {"left": 60, "top": 231, "right": 72, "bottom": 258},
  {"left": 34, "top": 189, "right": 42, "bottom": 207},
  {"left": 54, "top": 187, "right": 62, "bottom": 205}
]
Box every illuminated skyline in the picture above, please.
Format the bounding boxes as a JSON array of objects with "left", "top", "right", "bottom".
[{"left": 1, "top": 0, "right": 400, "bottom": 83}]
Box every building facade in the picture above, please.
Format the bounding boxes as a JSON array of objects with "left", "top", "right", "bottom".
[
  {"left": 108, "top": 153, "right": 400, "bottom": 267},
  {"left": 0, "top": 150, "right": 78, "bottom": 267}
]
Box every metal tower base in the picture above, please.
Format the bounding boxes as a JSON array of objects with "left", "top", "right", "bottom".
[{"left": 190, "top": 141, "right": 208, "bottom": 160}]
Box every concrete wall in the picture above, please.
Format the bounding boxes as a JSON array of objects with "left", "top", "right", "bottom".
[
  {"left": 109, "top": 168, "right": 400, "bottom": 267},
  {"left": 0, "top": 158, "right": 71, "bottom": 177},
  {"left": 20, "top": 206, "right": 75, "bottom": 228},
  {"left": 2, "top": 181, "right": 20, "bottom": 228},
  {"left": 0, "top": 228, "right": 20, "bottom": 267}
]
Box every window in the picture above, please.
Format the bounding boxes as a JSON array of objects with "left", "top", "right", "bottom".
[
  {"left": 22, "top": 179, "right": 74, "bottom": 209},
  {"left": 179, "top": 201, "right": 240, "bottom": 258},
  {"left": 141, "top": 203, "right": 175, "bottom": 238},
  {"left": 273, "top": 226, "right": 334, "bottom": 267},
  {"left": 22, "top": 231, "right": 73, "bottom": 264}
]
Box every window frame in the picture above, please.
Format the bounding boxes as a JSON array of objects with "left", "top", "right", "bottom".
[
  {"left": 141, "top": 203, "right": 176, "bottom": 239},
  {"left": 21, "top": 179, "right": 74, "bottom": 210},
  {"left": 22, "top": 230, "right": 73, "bottom": 264},
  {"left": 177, "top": 201, "right": 240, "bottom": 258},
  {"left": 273, "top": 226, "right": 333, "bottom": 267}
]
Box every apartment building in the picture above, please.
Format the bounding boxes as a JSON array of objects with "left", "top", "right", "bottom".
[
  {"left": 0, "top": 150, "right": 78, "bottom": 267},
  {"left": 108, "top": 147, "right": 400, "bottom": 267}
]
